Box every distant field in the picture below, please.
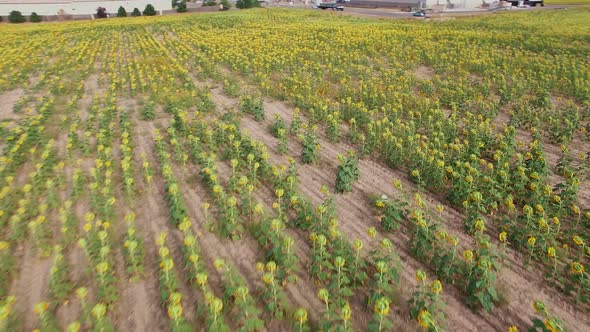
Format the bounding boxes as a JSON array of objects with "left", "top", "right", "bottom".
[
  {"left": 546, "top": 0, "right": 590, "bottom": 4},
  {"left": 0, "top": 7, "right": 589, "bottom": 332}
]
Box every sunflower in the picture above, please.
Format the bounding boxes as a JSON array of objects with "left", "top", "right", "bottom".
[
  {"left": 66, "top": 322, "right": 81, "bottom": 332},
  {"left": 527, "top": 237, "right": 536, "bottom": 248},
  {"left": 544, "top": 318, "right": 564, "bottom": 332},
  {"left": 474, "top": 219, "right": 486, "bottom": 232},
  {"left": 498, "top": 231, "right": 507, "bottom": 243},
  {"left": 160, "top": 259, "right": 174, "bottom": 272},
  {"left": 571, "top": 204, "right": 580, "bottom": 215},
  {"left": 169, "top": 292, "right": 182, "bottom": 305},
  {"left": 415, "top": 270, "right": 427, "bottom": 283},
  {"left": 570, "top": 262, "right": 584, "bottom": 275},
  {"left": 266, "top": 261, "right": 277, "bottom": 272},
  {"left": 167, "top": 303, "right": 182, "bottom": 320},
  {"left": 463, "top": 250, "right": 474, "bottom": 261},
  {"left": 532, "top": 300, "right": 548, "bottom": 317},
  {"left": 294, "top": 308, "right": 308, "bottom": 323},
  {"left": 354, "top": 239, "right": 364, "bottom": 251},
  {"left": 430, "top": 280, "right": 443, "bottom": 295},
  {"left": 33, "top": 302, "right": 49, "bottom": 315},
  {"left": 417, "top": 310, "right": 433, "bottom": 329},
  {"left": 214, "top": 259, "right": 225, "bottom": 271},
  {"left": 547, "top": 247, "right": 556, "bottom": 258},
  {"left": 373, "top": 297, "right": 390, "bottom": 316},
  {"left": 340, "top": 302, "right": 352, "bottom": 321}
]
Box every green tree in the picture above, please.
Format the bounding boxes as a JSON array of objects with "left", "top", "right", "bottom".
[
  {"left": 30, "top": 12, "right": 42, "bottom": 23},
  {"left": 117, "top": 6, "right": 127, "bottom": 17},
  {"left": 143, "top": 4, "right": 157, "bottom": 16},
  {"left": 131, "top": 8, "right": 142, "bottom": 16},
  {"left": 176, "top": 1, "right": 187, "bottom": 12},
  {"left": 8, "top": 11, "right": 26, "bottom": 23}
]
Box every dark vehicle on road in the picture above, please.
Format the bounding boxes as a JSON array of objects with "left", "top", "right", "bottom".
[
  {"left": 412, "top": 10, "right": 426, "bottom": 17},
  {"left": 318, "top": 2, "right": 345, "bottom": 10},
  {"left": 505, "top": 0, "right": 544, "bottom": 6}
]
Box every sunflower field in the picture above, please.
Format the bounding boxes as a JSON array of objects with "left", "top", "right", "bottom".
[{"left": 0, "top": 7, "right": 589, "bottom": 332}]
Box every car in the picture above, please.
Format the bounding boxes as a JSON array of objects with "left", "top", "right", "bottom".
[
  {"left": 413, "top": 10, "right": 426, "bottom": 17},
  {"left": 318, "top": 2, "right": 345, "bottom": 10},
  {"left": 505, "top": 0, "right": 544, "bottom": 6}
]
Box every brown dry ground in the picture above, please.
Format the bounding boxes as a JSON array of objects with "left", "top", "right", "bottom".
[
  {"left": 3, "top": 61, "right": 590, "bottom": 332},
  {"left": 0, "top": 89, "right": 23, "bottom": 121}
]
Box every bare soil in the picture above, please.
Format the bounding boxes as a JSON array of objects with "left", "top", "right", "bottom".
[
  {"left": 0, "top": 88, "right": 24, "bottom": 121},
  {"left": 414, "top": 65, "right": 435, "bottom": 80}
]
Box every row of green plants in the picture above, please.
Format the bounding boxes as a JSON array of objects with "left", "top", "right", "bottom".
[
  {"left": 153, "top": 125, "right": 273, "bottom": 331},
  {"left": 159, "top": 105, "right": 304, "bottom": 322}
]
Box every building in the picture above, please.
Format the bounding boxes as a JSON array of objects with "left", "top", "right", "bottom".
[{"left": 0, "top": 0, "right": 172, "bottom": 17}]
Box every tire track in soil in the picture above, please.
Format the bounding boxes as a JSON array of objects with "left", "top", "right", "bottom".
[
  {"left": 105, "top": 102, "right": 164, "bottom": 332},
  {"left": 57, "top": 244, "right": 86, "bottom": 327},
  {"left": 122, "top": 115, "right": 186, "bottom": 332},
  {"left": 236, "top": 93, "right": 590, "bottom": 331},
  {"left": 99, "top": 101, "right": 153, "bottom": 332},
  {"left": 54, "top": 137, "right": 84, "bottom": 327},
  {"left": 56, "top": 76, "right": 105, "bottom": 327},
  {"left": 9, "top": 245, "right": 52, "bottom": 331}
]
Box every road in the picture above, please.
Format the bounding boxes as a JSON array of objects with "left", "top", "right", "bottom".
[
  {"left": 271, "top": 2, "right": 571, "bottom": 19},
  {"left": 342, "top": 4, "right": 569, "bottom": 18}
]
